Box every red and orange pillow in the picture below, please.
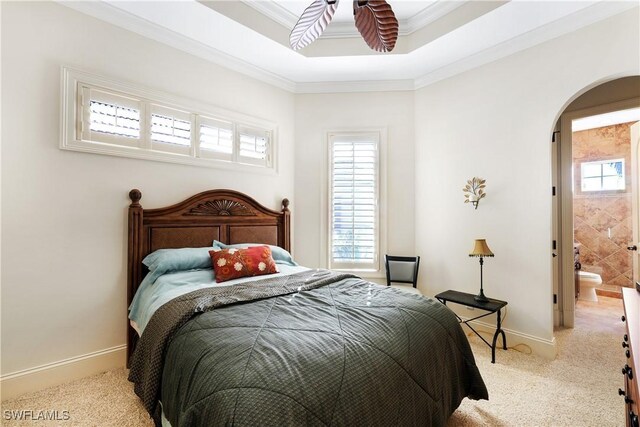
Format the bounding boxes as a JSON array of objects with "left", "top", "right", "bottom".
[{"left": 209, "top": 245, "right": 278, "bottom": 283}]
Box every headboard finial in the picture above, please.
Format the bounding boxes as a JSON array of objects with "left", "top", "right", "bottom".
[
  {"left": 129, "top": 189, "right": 142, "bottom": 207},
  {"left": 282, "top": 198, "right": 290, "bottom": 212}
]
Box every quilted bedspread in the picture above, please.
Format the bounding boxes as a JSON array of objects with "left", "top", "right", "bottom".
[{"left": 129, "top": 270, "right": 488, "bottom": 426}]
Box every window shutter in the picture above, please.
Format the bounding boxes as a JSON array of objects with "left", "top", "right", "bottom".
[
  {"left": 330, "top": 136, "right": 378, "bottom": 270},
  {"left": 67, "top": 70, "right": 277, "bottom": 172},
  {"left": 89, "top": 101, "right": 140, "bottom": 138},
  {"left": 198, "top": 116, "right": 234, "bottom": 161},
  {"left": 238, "top": 127, "right": 271, "bottom": 166},
  {"left": 149, "top": 105, "right": 191, "bottom": 155},
  {"left": 80, "top": 85, "right": 142, "bottom": 147}
]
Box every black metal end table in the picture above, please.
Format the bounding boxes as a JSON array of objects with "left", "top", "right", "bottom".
[{"left": 435, "top": 290, "right": 508, "bottom": 363}]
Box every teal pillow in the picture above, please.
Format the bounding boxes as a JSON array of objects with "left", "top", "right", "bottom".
[
  {"left": 212, "top": 240, "right": 298, "bottom": 266},
  {"left": 142, "top": 247, "right": 215, "bottom": 284}
]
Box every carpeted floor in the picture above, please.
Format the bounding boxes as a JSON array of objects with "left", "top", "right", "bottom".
[
  {"left": 1, "top": 297, "right": 626, "bottom": 426},
  {"left": 449, "top": 296, "right": 626, "bottom": 426}
]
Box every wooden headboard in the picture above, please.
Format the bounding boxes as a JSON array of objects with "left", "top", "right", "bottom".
[{"left": 126, "top": 188, "right": 290, "bottom": 364}]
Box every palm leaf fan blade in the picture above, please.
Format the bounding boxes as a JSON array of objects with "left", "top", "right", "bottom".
[
  {"left": 353, "top": 0, "right": 398, "bottom": 52},
  {"left": 290, "top": 0, "right": 339, "bottom": 50}
]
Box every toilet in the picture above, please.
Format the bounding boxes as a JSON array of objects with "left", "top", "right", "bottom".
[{"left": 578, "top": 271, "right": 603, "bottom": 302}]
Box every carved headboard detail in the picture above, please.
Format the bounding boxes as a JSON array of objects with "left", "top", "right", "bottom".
[
  {"left": 126, "top": 188, "right": 290, "bottom": 364},
  {"left": 186, "top": 199, "right": 256, "bottom": 216}
]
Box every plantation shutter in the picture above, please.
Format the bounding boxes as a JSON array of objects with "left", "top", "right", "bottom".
[
  {"left": 80, "top": 85, "right": 142, "bottom": 147},
  {"left": 330, "top": 135, "right": 378, "bottom": 270},
  {"left": 72, "top": 75, "right": 275, "bottom": 171},
  {"left": 198, "top": 116, "right": 234, "bottom": 161},
  {"left": 238, "top": 126, "right": 271, "bottom": 167},
  {"left": 149, "top": 105, "right": 192, "bottom": 155}
]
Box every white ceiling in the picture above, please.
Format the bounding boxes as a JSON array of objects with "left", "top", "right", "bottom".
[
  {"left": 60, "top": 1, "right": 638, "bottom": 93},
  {"left": 240, "top": 0, "right": 478, "bottom": 39},
  {"left": 273, "top": 0, "right": 439, "bottom": 24}
]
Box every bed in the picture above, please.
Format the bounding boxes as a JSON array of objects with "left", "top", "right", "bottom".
[{"left": 126, "top": 189, "right": 488, "bottom": 427}]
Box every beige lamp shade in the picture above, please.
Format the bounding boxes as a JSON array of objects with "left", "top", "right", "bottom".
[{"left": 469, "top": 239, "right": 494, "bottom": 257}]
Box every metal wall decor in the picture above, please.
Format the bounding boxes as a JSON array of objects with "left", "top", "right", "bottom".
[
  {"left": 290, "top": 0, "right": 399, "bottom": 53},
  {"left": 463, "top": 177, "right": 486, "bottom": 209}
]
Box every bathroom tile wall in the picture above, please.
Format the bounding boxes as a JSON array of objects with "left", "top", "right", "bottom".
[{"left": 573, "top": 122, "right": 636, "bottom": 295}]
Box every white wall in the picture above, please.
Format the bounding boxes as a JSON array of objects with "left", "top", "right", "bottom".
[
  {"left": 1, "top": 2, "right": 295, "bottom": 377},
  {"left": 2, "top": 0, "right": 639, "bottom": 397},
  {"left": 564, "top": 76, "right": 640, "bottom": 113},
  {"left": 414, "top": 8, "right": 639, "bottom": 351},
  {"left": 294, "top": 91, "right": 415, "bottom": 282}
]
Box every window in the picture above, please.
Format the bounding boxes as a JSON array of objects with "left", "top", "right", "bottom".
[
  {"left": 89, "top": 100, "right": 140, "bottom": 139},
  {"left": 580, "top": 159, "right": 625, "bottom": 192},
  {"left": 238, "top": 127, "right": 271, "bottom": 167},
  {"left": 198, "top": 116, "right": 234, "bottom": 161},
  {"left": 328, "top": 132, "right": 380, "bottom": 271},
  {"left": 80, "top": 86, "right": 143, "bottom": 147},
  {"left": 150, "top": 105, "right": 192, "bottom": 155},
  {"left": 62, "top": 68, "right": 276, "bottom": 173}
]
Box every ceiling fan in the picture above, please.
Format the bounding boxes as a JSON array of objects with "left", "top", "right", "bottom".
[{"left": 289, "top": 0, "right": 399, "bottom": 53}]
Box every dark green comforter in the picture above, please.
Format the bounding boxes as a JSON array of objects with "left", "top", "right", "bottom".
[{"left": 130, "top": 270, "right": 488, "bottom": 426}]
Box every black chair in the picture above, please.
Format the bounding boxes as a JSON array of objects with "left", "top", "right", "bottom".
[{"left": 385, "top": 255, "right": 420, "bottom": 288}]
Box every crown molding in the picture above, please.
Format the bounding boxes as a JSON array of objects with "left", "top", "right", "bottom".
[
  {"left": 58, "top": 0, "right": 297, "bottom": 92},
  {"left": 403, "top": 1, "right": 467, "bottom": 34},
  {"left": 321, "top": 18, "right": 412, "bottom": 39},
  {"left": 414, "top": 1, "right": 639, "bottom": 90},
  {"left": 243, "top": 0, "right": 468, "bottom": 38},
  {"left": 242, "top": 0, "right": 298, "bottom": 29},
  {"left": 322, "top": 21, "right": 373, "bottom": 38},
  {"left": 57, "top": 0, "right": 639, "bottom": 96},
  {"left": 58, "top": 0, "right": 416, "bottom": 93},
  {"left": 296, "top": 79, "right": 415, "bottom": 94}
]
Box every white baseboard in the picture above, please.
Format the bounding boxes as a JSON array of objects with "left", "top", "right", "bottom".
[
  {"left": 0, "top": 345, "right": 126, "bottom": 401},
  {"left": 448, "top": 307, "right": 558, "bottom": 360},
  {"left": 460, "top": 319, "right": 558, "bottom": 360}
]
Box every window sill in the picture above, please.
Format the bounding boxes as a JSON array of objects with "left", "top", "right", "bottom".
[
  {"left": 61, "top": 139, "right": 278, "bottom": 176},
  {"left": 331, "top": 268, "right": 384, "bottom": 279},
  {"left": 574, "top": 189, "right": 628, "bottom": 197}
]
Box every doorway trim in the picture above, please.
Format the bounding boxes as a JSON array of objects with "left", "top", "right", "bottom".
[
  {"left": 631, "top": 122, "right": 640, "bottom": 288},
  {"left": 558, "top": 97, "right": 640, "bottom": 327}
]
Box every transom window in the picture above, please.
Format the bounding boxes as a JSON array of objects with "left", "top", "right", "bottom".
[
  {"left": 62, "top": 68, "right": 275, "bottom": 172},
  {"left": 580, "top": 159, "right": 625, "bottom": 192},
  {"left": 151, "top": 114, "right": 191, "bottom": 146},
  {"left": 150, "top": 106, "right": 192, "bottom": 155},
  {"left": 239, "top": 127, "right": 271, "bottom": 166},
  {"left": 89, "top": 100, "right": 140, "bottom": 139},
  {"left": 199, "top": 117, "right": 234, "bottom": 160}
]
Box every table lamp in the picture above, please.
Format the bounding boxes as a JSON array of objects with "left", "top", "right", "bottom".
[{"left": 469, "top": 239, "right": 494, "bottom": 303}]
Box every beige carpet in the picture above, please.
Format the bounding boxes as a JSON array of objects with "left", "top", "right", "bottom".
[
  {"left": 450, "top": 327, "right": 625, "bottom": 425},
  {"left": 1, "top": 369, "right": 152, "bottom": 427},
  {"left": 2, "top": 298, "right": 626, "bottom": 426}
]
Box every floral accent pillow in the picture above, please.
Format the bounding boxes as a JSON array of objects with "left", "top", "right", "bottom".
[{"left": 209, "top": 246, "right": 279, "bottom": 283}]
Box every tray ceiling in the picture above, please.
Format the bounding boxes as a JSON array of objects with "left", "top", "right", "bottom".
[
  {"left": 59, "top": 0, "right": 638, "bottom": 93},
  {"left": 276, "top": 1, "right": 439, "bottom": 23}
]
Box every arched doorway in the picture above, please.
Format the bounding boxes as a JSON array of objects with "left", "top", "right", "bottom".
[{"left": 553, "top": 76, "right": 640, "bottom": 328}]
